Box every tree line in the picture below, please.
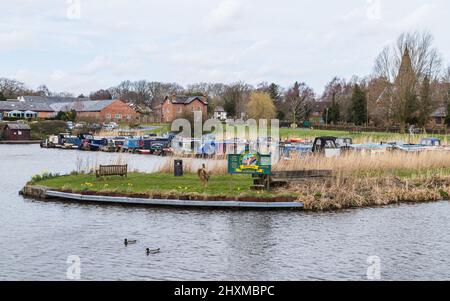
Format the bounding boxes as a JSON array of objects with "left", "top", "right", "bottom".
[{"left": 1, "top": 31, "right": 450, "bottom": 131}]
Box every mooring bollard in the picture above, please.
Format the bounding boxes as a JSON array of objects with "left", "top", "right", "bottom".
[{"left": 174, "top": 160, "right": 183, "bottom": 177}]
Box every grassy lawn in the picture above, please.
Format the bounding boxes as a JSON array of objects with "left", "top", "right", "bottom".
[
  {"left": 34, "top": 172, "right": 295, "bottom": 198},
  {"left": 142, "top": 124, "right": 170, "bottom": 135},
  {"left": 278, "top": 128, "right": 450, "bottom": 142}
]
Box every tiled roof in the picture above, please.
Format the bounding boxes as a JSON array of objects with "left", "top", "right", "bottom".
[
  {"left": 21, "top": 96, "right": 91, "bottom": 104},
  {"left": 0, "top": 99, "right": 119, "bottom": 113},
  {"left": 167, "top": 96, "right": 208, "bottom": 105},
  {"left": 0, "top": 101, "right": 54, "bottom": 112},
  {"left": 431, "top": 107, "right": 447, "bottom": 118},
  {"left": 6, "top": 123, "right": 31, "bottom": 130},
  {"left": 50, "top": 99, "right": 117, "bottom": 112}
]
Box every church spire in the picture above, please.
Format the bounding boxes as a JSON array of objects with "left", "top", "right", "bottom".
[{"left": 395, "top": 46, "right": 416, "bottom": 86}]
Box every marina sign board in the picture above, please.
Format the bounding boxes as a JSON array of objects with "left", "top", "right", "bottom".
[{"left": 228, "top": 151, "right": 271, "bottom": 175}]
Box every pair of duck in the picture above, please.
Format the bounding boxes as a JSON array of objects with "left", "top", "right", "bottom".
[{"left": 124, "top": 239, "right": 160, "bottom": 255}]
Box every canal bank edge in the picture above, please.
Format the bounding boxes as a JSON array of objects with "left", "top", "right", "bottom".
[{"left": 20, "top": 185, "right": 304, "bottom": 209}]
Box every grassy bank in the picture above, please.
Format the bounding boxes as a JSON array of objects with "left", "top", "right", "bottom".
[
  {"left": 32, "top": 172, "right": 296, "bottom": 200},
  {"left": 0, "top": 120, "right": 67, "bottom": 141},
  {"left": 29, "top": 151, "right": 450, "bottom": 210},
  {"left": 29, "top": 120, "right": 68, "bottom": 140},
  {"left": 30, "top": 171, "right": 450, "bottom": 210}
]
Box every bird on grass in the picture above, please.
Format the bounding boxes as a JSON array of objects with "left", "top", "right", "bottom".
[
  {"left": 124, "top": 238, "right": 137, "bottom": 246},
  {"left": 197, "top": 164, "right": 210, "bottom": 188},
  {"left": 146, "top": 248, "right": 161, "bottom": 255}
]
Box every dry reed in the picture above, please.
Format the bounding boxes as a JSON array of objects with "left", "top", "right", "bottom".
[
  {"left": 274, "top": 151, "right": 450, "bottom": 176},
  {"left": 280, "top": 175, "right": 450, "bottom": 211}
]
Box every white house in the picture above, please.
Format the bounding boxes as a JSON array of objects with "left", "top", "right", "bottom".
[{"left": 214, "top": 106, "right": 227, "bottom": 121}]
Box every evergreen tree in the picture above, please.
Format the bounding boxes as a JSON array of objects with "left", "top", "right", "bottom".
[
  {"left": 223, "top": 96, "right": 237, "bottom": 118},
  {"left": 0, "top": 91, "right": 6, "bottom": 101},
  {"left": 349, "top": 84, "right": 367, "bottom": 125},
  {"left": 268, "top": 83, "right": 281, "bottom": 102},
  {"left": 267, "top": 83, "right": 285, "bottom": 120},
  {"left": 328, "top": 92, "right": 340, "bottom": 124}
]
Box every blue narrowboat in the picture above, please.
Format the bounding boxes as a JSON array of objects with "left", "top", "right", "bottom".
[
  {"left": 89, "top": 138, "right": 108, "bottom": 151},
  {"left": 122, "top": 137, "right": 143, "bottom": 152}
]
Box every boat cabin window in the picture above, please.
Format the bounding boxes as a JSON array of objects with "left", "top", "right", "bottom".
[{"left": 325, "top": 140, "right": 336, "bottom": 148}]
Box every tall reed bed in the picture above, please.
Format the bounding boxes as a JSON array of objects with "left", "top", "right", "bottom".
[
  {"left": 151, "top": 150, "right": 450, "bottom": 177},
  {"left": 281, "top": 175, "right": 449, "bottom": 211},
  {"left": 274, "top": 151, "right": 450, "bottom": 176}
]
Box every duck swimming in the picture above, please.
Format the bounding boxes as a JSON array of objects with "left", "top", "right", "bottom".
[
  {"left": 124, "top": 239, "right": 137, "bottom": 246},
  {"left": 146, "top": 248, "right": 161, "bottom": 255}
]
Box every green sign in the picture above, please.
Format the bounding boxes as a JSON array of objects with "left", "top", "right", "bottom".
[{"left": 228, "top": 151, "right": 271, "bottom": 175}]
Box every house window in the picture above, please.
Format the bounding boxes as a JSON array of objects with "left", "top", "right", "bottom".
[
  {"left": 106, "top": 114, "right": 111, "bottom": 119},
  {"left": 177, "top": 107, "right": 182, "bottom": 113},
  {"left": 126, "top": 114, "right": 131, "bottom": 120},
  {"left": 115, "top": 114, "right": 122, "bottom": 119}
]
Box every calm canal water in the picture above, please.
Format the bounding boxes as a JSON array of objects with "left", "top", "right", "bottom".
[{"left": 0, "top": 144, "right": 449, "bottom": 281}]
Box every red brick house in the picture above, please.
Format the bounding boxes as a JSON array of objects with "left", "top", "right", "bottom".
[
  {"left": 160, "top": 95, "right": 208, "bottom": 122},
  {"left": 1, "top": 97, "right": 140, "bottom": 122},
  {"left": 50, "top": 99, "right": 140, "bottom": 123}
]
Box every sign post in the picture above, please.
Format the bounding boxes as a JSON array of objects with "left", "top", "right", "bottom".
[{"left": 227, "top": 151, "right": 271, "bottom": 175}]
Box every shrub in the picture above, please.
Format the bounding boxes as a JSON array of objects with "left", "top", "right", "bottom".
[
  {"left": 30, "top": 120, "right": 68, "bottom": 140},
  {"left": 31, "top": 171, "right": 60, "bottom": 183},
  {"left": 439, "top": 189, "right": 449, "bottom": 200}
]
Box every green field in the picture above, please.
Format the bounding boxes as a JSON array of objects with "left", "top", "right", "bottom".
[
  {"left": 143, "top": 124, "right": 170, "bottom": 135},
  {"left": 33, "top": 172, "right": 295, "bottom": 198},
  {"left": 278, "top": 128, "right": 450, "bottom": 142}
]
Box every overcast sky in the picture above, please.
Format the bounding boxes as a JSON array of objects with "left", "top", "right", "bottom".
[{"left": 1, "top": 0, "right": 449, "bottom": 95}]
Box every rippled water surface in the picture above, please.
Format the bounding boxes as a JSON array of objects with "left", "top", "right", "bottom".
[{"left": 0, "top": 145, "right": 449, "bottom": 280}]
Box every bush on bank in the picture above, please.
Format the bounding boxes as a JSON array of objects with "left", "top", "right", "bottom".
[{"left": 29, "top": 120, "right": 68, "bottom": 140}]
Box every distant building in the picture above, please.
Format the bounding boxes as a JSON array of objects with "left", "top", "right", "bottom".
[
  {"left": 128, "top": 103, "right": 154, "bottom": 123},
  {"left": 51, "top": 99, "right": 140, "bottom": 122},
  {"left": 160, "top": 95, "right": 208, "bottom": 123},
  {"left": 311, "top": 101, "right": 330, "bottom": 119},
  {"left": 2, "top": 123, "right": 31, "bottom": 141},
  {"left": 0, "top": 101, "right": 54, "bottom": 119},
  {"left": 214, "top": 106, "right": 227, "bottom": 121},
  {"left": 0, "top": 98, "right": 139, "bottom": 122},
  {"left": 17, "top": 96, "right": 91, "bottom": 103},
  {"left": 429, "top": 106, "right": 447, "bottom": 126}
]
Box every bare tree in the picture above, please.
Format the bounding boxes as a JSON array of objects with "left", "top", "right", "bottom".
[
  {"left": 0, "top": 78, "right": 26, "bottom": 99},
  {"left": 375, "top": 31, "right": 442, "bottom": 82},
  {"left": 90, "top": 89, "right": 112, "bottom": 100},
  {"left": 36, "top": 85, "right": 51, "bottom": 96},
  {"left": 133, "top": 80, "right": 152, "bottom": 104},
  {"left": 374, "top": 31, "right": 443, "bottom": 132},
  {"left": 285, "top": 82, "right": 315, "bottom": 125}
]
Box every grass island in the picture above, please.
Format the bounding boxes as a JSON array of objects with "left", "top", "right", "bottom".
[{"left": 24, "top": 150, "right": 450, "bottom": 211}]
